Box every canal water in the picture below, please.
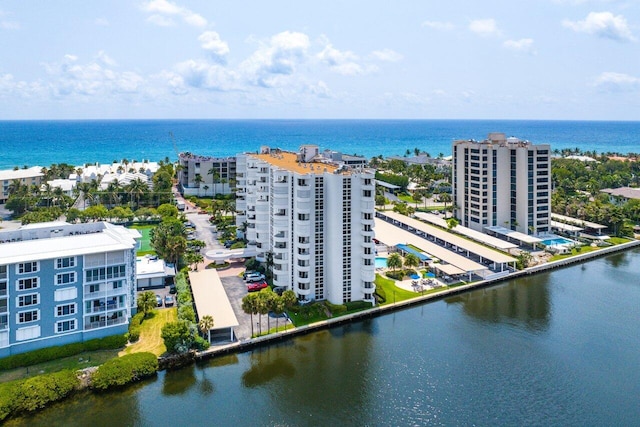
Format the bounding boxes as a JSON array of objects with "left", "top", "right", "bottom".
[{"left": 8, "top": 250, "right": 640, "bottom": 426}]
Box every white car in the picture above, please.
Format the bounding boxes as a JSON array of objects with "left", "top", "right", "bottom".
[{"left": 245, "top": 272, "right": 266, "bottom": 282}]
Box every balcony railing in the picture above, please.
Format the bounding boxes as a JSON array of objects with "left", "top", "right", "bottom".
[{"left": 84, "top": 317, "right": 127, "bottom": 331}]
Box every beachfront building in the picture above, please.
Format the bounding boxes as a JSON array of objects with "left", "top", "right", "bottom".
[
  {"left": 178, "top": 153, "right": 237, "bottom": 197},
  {"left": 452, "top": 133, "right": 551, "bottom": 234},
  {"left": 236, "top": 145, "right": 376, "bottom": 305},
  {"left": 0, "top": 221, "right": 140, "bottom": 357},
  {"left": 0, "top": 166, "right": 44, "bottom": 204}
]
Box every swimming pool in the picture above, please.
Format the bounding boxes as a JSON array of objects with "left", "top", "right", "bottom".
[
  {"left": 541, "top": 237, "right": 574, "bottom": 246},
  {"left": 375, "top": 257, "right": 388, "bottom": 269}
]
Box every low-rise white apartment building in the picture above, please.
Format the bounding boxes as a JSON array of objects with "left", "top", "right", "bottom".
[
  {"left": 236, "top": 146, "right": 376, "bottom": 305},
  {"left": 0, "top": 167, "right": 44, "bottom": 203},
  {"left": 452, "top": 133, "right": 551, "bottom": 234}
]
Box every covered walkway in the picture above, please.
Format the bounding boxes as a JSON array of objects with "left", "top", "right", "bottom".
[
  {"left": 375, "top": 218, "right": 488, "bottom": 281},
  {"left": 378, "top": 211, "right": 517, "bottom": 272},
  {"left": 189, "top": 269, "right": 239, "bottom": 343}
]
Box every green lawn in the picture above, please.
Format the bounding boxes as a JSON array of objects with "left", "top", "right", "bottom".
[
  {"left": 549, "top": 245, "right": 602, "bottom": 261},
  {"left": 0, "top": 349, "right": 121, "bottom": 383},
  {"left": 608, "top": 236, "right": 631, "bottom": 245},
  {"left": 375, "top": 274, "right": 419, "bottom": 305},
  {"left": 129, "top": 225, "right": 156, "bottom": 255},
  {"left": 121, "top": 308, "right": 177, "bottom": 357}
]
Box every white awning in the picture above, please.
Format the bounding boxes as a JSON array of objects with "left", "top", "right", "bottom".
[{"left": 189, "top": 270, "right": 239, "bottom": 330}]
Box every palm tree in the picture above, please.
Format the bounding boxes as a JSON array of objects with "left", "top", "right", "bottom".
[
  {"left": 403, "top": 253, "right": 420, "bottom": 270},
  {"left": 126, "top": 178, "right": 148, "bottom": 209},
  {"left": 194, "top": 174, "right": 203, "bottom": 196},
  {"left": 241, "top": 294, "right": 258, "bottom": 337},
  {"left": 387, "top": 253, "right": 403, "bottom": 271},
  {"left": 272, "top": 296, "right": 285, "bottom": 332},
  {"left": 207, "top": 168, "right": 220, "bottom": 195},
  {"left": 198, "top": 315, "right": 215, "bottom": 342}
]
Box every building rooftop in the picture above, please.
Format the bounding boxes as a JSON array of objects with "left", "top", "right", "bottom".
[
  {"left": 0, "top": 221, "right": 141, "bottom": 264},
  {"left": 136, "top": 256, "right": 176, "bottom": 279},
  {"left": 0, "top": 166, "right": 44, "bottom": 181},
  {"left": 601, "top": 187, "right": 640, "bottom": 200},
  {"left": 189, "top": 269, "right": 239, "bottom": 330},
  {"left": 251, "top": 151, "right": 340, "bottom": 175}
]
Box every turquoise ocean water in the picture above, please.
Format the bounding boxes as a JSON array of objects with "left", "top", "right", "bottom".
[{"left": 1, "top": 119, "right": 639, "bottom": 169}]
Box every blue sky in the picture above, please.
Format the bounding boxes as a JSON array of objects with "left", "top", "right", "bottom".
[{"left": 0, "top": 0, "right": 638, "bottom": 120}]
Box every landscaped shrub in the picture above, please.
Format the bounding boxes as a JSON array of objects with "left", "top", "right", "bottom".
[
  {"left": 0, "top": 370, "right": 79, "bottom": 421},
  {"left": 345, "top": 301, "right": 373, "bottom": 311},
  {"left": 325, "top": 302, "right": 347, "bottom": 316},
  {"left": 193, "top": 335, "right": 210, "bottom": 351},
  {"left": 385, "top": 270, "right": 405, "bottom": 281},
  {"left": 0, "top": 335, "right": 127, "bottom": 371},
  {"left": 91, "top": 352, "right": 158, "bottom": 391},
  {"left": 374, "top": 287, "right": 387, "bottom": 303},
  {"left": 127, "top": 312, "right": 145, "bottom": 343},
  {"left": 178, "top": 305, "right": 196, "bottom": 322}
]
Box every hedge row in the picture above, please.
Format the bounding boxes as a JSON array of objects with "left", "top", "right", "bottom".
[
  {"left": 0, "top": 335, "right": 127, "bottom": 371},
  {"left": 345, "top": 300, "right": 373, "bottom": 311},
  {"left": 127, "top": 312, "right": 145, "bottom": 343},
  {"left": 0, "top": 370, "right": 79, "bottom": 421},
  {"left": 175, "top": 272, "right": 196, "bottom": 323},
  {"left": 92, "top": 352, "right": 158, "bottom": 391}
]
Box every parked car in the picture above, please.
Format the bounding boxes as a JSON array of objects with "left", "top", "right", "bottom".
[
  {"left": 273, "top": 286, "right": 286, "bottom": 296},
  {"left": 242, "top": 270, "right": 256, "bottom": 279},
  {"left": 155, "top": 294, "right": 163, "bottom": 307},
  {"left": 169, "top": 284, "right": 177, "bottom": 294},
  {"left": 247, "top": 280, "right": 268, "bottom": 292},
  {"left": 164, "top": 295, "right": 175, "bottom": 307},
  {"left": 245, "top": 273, "right": 266, "bottom": 283}
]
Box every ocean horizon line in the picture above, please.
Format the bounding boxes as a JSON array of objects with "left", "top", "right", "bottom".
[{"left": 1, "top": 118, "right": 639, "bottom": 123}]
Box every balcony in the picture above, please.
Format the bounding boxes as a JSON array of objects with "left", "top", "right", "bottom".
[{"left": 84, "top": 316, "right": 127, "bottom": 331}]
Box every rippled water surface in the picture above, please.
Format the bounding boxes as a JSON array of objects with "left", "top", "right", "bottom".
[{"left": 8, "top": 249, "right": 640, "bottom": 426}]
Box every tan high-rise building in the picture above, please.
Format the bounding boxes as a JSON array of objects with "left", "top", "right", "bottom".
[{"left": 452, "top": 133, "right": 551, "bottom": 234}]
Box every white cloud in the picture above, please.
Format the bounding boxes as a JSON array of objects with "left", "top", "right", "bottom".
[
  {"left": 198, "top": 31, "right": 230, "bottom": 63},
  {"left": 141, "top": 0, "right": 207, "bottom": 28},
  {"left": 42, "top": 54, "right": 145, "bottom": 98},
  {"left": 95, "top": 51, "right": 117, "bottom": 67},
  {"left": 563, "top": 11, "right": 636, "bottom": 42},
  {"left": 0, "top": 21, "right": 19, "bottom": 30},
  {"left": 308, "top": 81, "right": 332, "bottom": 98},
  {"left": 241, "top": 31, "right": 310, "bottom": 87},
  {"left": 503, "top": 38, "right": 536, "bottom": 54},
  {"left": 422, "top": 21, "right": 455, "bottom": 31},
  {"left": 594, "top": 72, "right": 640, "bottom": 91},
  {"left": 370, "top": 48, "right": 403, "bottom": 62},
  {"left": 146, "top": 14, "right": 175, "bottom": 27},
  {"left": 468, "top": 19, "right": 502, "bottom": 37},
  {"left": 94, "top": 18, "right": 109, "bottom": 27},
  {"left": 317, "top": 42, "right": 364, "bottom": 75},
  {"left": 172, "top": 59, "right": 238, "bottom": 91}
]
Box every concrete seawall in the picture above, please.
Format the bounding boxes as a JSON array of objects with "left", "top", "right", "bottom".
[{"left": 193, "top": 239, "right": 640, "bottom": 362}]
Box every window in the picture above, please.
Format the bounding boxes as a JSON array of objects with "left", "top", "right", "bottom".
[
  {"left": 56, "top": 303, "right": 76, "bottom": 317},
  {"left": 56, "top": 272, "right": 76, "bottom": 285},
  {"left": 17, "top": 262, "right": 38, "bottom": 274},
  {"left": 56, "top": 257, "right": 76, "bottom": 269},
  {"left": 17, "top": 294, "right": 38, "bottom": 307},
  {"left": 56, "top": 320, "right": 77, "bottom": 333},
  {"left": 17, "top": 277, "right": 39, "bottom": 291},
  {"left": 18, "top": 310, "right": 39, "bottom": 324}
]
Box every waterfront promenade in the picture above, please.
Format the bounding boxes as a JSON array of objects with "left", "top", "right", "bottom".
[{"left": 194, "top": 238, "right": 640, "bottom": 361}]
